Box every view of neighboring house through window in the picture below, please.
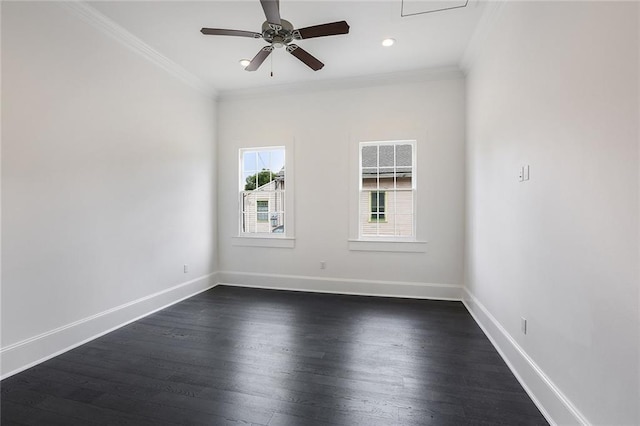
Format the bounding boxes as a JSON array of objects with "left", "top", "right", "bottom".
[
  {"left": 240, "top": 147, "right": 285, "bottom": 235},
  {"left": 360, "top": 141, "right": 415, "bottom": 238}
]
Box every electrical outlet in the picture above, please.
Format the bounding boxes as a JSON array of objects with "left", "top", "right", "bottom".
[
  {"left": 183, "top": 264, "right": 188, "bottom": 273},
  {"left": 320, "top": 261, "right": 326, "bottom": 269},
  {"left": 521, "top": 317, "right": 527, "bottom": 335}
]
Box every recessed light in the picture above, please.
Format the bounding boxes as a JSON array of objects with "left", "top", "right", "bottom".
[
  {"left": 382, "top": 38, "right": 395, "bottom": 47},
  {"left": 239, "top": 59, "right": 251, "bottom": 67}
]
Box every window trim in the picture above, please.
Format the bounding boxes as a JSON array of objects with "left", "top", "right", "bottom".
[
  {"left": 232, "top": 235, "right": 295, "bottom": 248},
  {"left": 347, "top": 239, "right": 427, "bottom": 252}
]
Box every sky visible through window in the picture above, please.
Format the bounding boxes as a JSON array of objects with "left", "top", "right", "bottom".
[{"left": 242, "top": 149, "right": 285, "bottom": 189}]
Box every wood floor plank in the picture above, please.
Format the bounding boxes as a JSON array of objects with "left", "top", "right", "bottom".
[{"left": 1, "top": 285, "right": 547, "bottom": 425}]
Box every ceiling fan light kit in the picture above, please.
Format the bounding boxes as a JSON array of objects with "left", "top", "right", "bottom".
[{"left": 201, "top": 0, "right": 349, "bottom": 72}]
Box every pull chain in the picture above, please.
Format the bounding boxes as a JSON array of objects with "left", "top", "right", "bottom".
[{"left": 270, "top": 50, "right": 274, "bottom": 77}]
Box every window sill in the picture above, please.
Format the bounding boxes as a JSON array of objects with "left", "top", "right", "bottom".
[
  {"left": 232, "top": 236, "right": 295, "bottom": 248},
  {"left": 348, "top": 239, "right": 427, "bottom": 253}
]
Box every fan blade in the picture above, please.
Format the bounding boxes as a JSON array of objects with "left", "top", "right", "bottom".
[
  {"left": 287, "top": 44, "right": 324, "bottom": 71},
  {"left": 293, "top": 21, "right": 349, "bottom": 40},
  {"left": 260, "top": 0, "right": 281, "bottom": 25},
  {"left": 201, "top": 28, "right": 262, "bottom": 38},
  {"left": 245, "top": 46, "right": 274, "bottom": 71}
]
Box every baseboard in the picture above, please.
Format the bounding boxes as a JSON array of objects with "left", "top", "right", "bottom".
[
  {"left": 216, "top": 270, "right": 463, "bottom": 300},
  {"left": 0, "top": 273, "right": 219, "bottom": 380},
  {"left": 462, "top": 288, "right": 588, "bottom": 426},
  {"left": 0, "top": 272, "right": 587, "bottom": 424}
]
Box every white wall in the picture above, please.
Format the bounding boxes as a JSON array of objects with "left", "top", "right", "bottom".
[
  {"left": 465, "top": 1, "right": 639, "bottom": 425},
  {"left": 217, "top": 73, "right": 466, "bottom": 298},
  {"left": 1, "top": 2, "right": 217, "bottom": 376}
]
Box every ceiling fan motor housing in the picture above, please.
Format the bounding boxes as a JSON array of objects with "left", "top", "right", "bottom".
[
  {"left": 261, "top": 19, "right": 297, "bottom": 47},
  {"left": 200, "top": 1, "right": 350, "bottom": 72}
]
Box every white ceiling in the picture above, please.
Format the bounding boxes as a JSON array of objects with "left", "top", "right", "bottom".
[{"left": 88, "top": 0, "right": 486, "bottom": 94}]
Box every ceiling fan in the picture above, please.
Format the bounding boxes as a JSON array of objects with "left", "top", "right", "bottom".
[{"left": 200, "top": 0, "right": 349, "bottom": 72}]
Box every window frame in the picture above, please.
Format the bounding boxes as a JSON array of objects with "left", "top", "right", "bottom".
[{"left": 238, "top": 146, "right": 287, "bottom": 238}]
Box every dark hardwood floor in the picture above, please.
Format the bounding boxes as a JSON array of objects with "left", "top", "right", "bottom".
[{"left": 1, "top": 285, "right": 547, "bottom": 425}]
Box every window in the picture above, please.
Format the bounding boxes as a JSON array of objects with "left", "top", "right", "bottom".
[
  {"left": 359, "top": 141, "right": 415, "bottom": 238},
  {"left": 256, "top": 200, "right": 269, "bottom": 222},
  {"left": 370, "top": 191, "right": 386, "bottom": 222},
  {"left": 239, "top": 147, "right": 285, "bottom": 235}
]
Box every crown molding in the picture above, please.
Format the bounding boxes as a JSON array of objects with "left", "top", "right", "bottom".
[
  {"left": 459, "top": 0, "right": 507, "bottom": 73},
  {"left": 217, "top": 66, "right": 464, "bottom": 101},
  {"left": 59, "top": 1, "right": 215, "bottom": 97}
]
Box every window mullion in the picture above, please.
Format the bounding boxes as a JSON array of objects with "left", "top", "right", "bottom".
[{"left": 377, "top": 145, "right": 380, "bottom": 236}]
